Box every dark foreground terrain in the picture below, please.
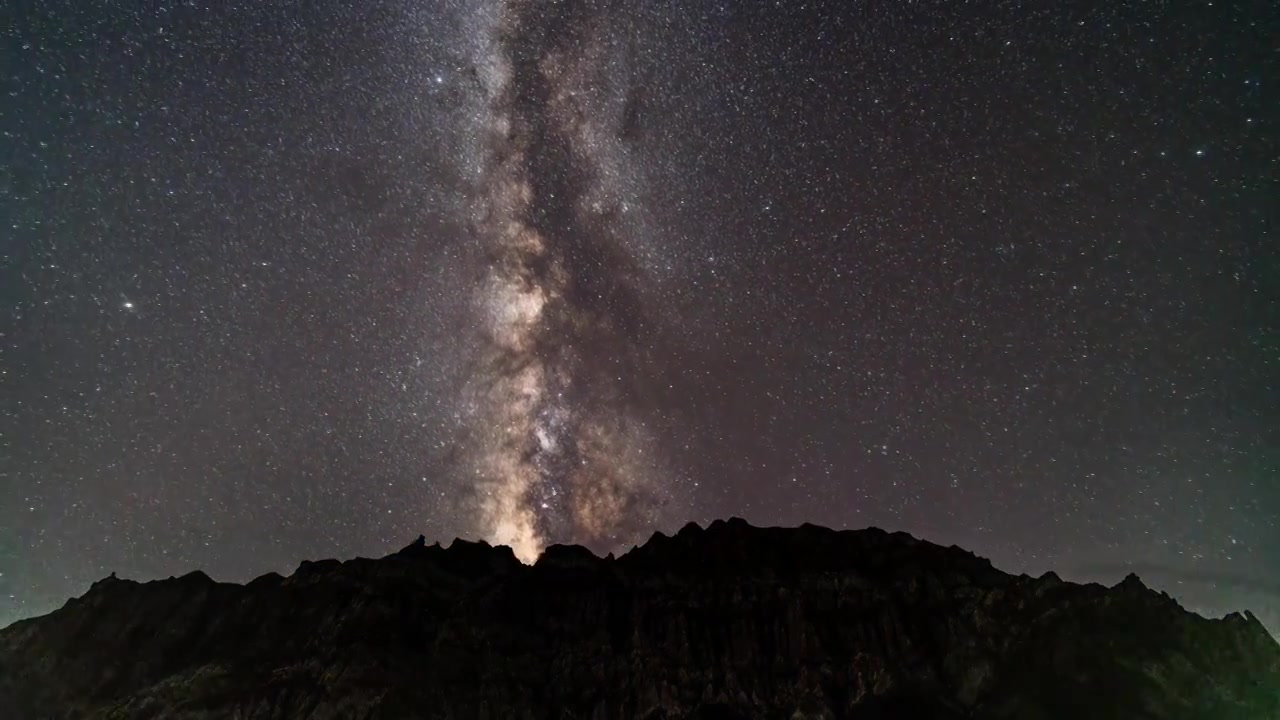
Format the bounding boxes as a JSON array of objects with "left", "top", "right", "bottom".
[{"left": 2, "top": 519, "right": 1277, "bottom": 719}]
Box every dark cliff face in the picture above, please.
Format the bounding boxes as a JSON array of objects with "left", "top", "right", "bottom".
[{"left": 2, "top": 519, "right": 1277, "bottom": 719}]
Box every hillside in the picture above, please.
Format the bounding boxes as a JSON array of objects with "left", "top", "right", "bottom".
[{"left": 2, "top": 519, "right": 1277, "bottom": 719}]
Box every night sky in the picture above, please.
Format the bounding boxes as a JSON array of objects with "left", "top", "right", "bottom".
[{"left": 5, "top": 1, "right": 1277, "bottom": 632}]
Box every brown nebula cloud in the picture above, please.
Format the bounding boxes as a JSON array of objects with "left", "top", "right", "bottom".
[{"left": 453, "top": 0, "right": 676, "bottom": 561}]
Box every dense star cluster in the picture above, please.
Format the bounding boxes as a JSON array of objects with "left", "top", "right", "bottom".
[
  {"left": 458, "top": 1, "right": 682, "bottom": 558},
  {"left": 4, "top": 1, "right": 1277, "bottom": 632}
]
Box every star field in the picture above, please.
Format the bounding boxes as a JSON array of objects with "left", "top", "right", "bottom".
[{"left": 4, "top": 1, "right": 1277, "bottom": 633}]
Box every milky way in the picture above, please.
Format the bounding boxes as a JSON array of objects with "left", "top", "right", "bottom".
[{"left": 456, "top": 0, "right": 677, "bottom": 559}]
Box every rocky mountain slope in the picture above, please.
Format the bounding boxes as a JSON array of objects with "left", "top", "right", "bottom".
[{"left": 2, "top": 518, "right": 1277, "bottom": 719}]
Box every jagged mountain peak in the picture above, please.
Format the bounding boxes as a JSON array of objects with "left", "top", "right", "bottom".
[{"left": 2, "top": 520, "right": 1277, "bottom": 719}]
